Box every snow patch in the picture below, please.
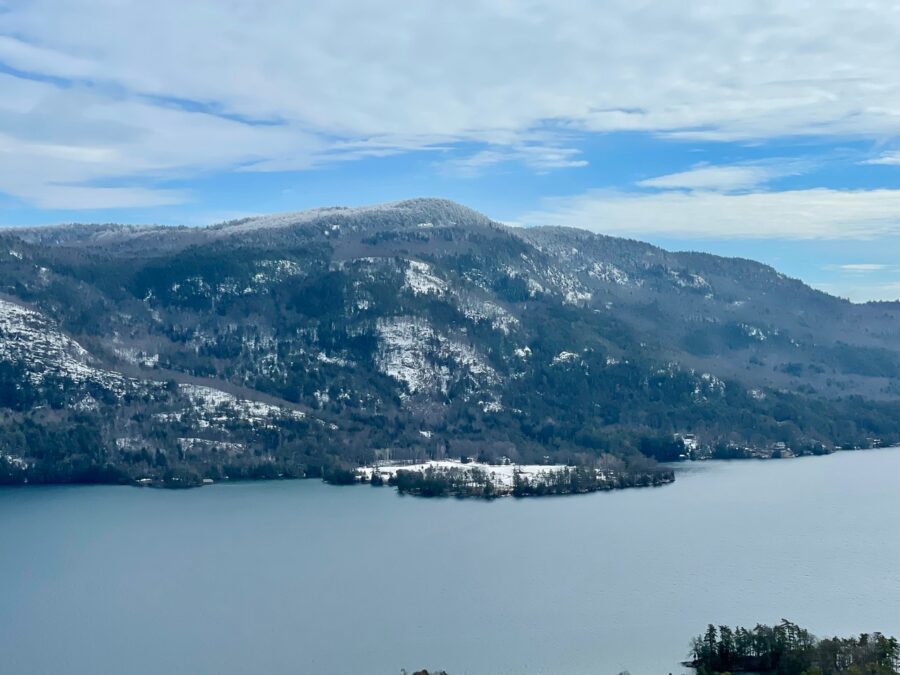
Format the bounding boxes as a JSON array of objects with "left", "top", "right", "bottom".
[
  {"left": 0, "top": 298, "right": 127, "bottom": 394},
  {"left": 375, "top": 317, "right": 498, "bottom": 397},
  {"left": 590, "top": 262, "right": 632, "bottom": 286},
  {"left": 317, "top": 352, "right": 353, "bottom": 368},
  {"left": 177, "top": 384, "right": 306, "bottom": 428},
  {"left": 455, "top": 293, "right": 519, "bottom": 334},
  {"left": 403, "top": 260, "right": 447, "bottom": 296},
  {"left": 740, "top": 323, "right": 767, "bottom": 341},
  {"left": 357, "top": 460, "right": 607, "bottom": 494},
  {"left": 114, "top": 347, "right": 160, "bottom": 368},
  {"left": 670, "top": 270, "right": 711, "bottom": 291},
  {"left": 552, "top": 351, "right": 579, "bottom": 365}
]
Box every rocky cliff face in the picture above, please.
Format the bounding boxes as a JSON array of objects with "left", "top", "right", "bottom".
[{"left": 2, "top": 198, "right": 899, "bottom": 485}]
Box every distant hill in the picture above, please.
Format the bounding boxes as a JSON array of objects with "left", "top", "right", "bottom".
[{"left": 2, "top": 198, "right": 898, "bottom": 486}]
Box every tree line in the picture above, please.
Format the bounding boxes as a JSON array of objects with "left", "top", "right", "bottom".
[{"left": 687, "top": 620, "right": 899, "bottom": 674}]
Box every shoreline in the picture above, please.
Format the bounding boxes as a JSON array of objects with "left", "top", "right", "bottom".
[{"left": 2, "top": 444, "right": 896, "bottom": 494}]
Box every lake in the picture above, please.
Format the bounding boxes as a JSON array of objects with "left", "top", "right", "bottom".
[{"left": 2, "top": 448, "right": 899, "bottom": 675}]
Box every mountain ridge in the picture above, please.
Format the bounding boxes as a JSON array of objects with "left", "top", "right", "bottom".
[
  {"left": 4, "top": 197, "right": 893, "bottom": 306},
  {"left": 1, "top": 198, "right": 898, "bottom": 487}
]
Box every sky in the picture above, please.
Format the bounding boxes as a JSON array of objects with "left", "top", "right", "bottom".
[{"left": 2, "top": 1, "right": 900, "bottom": 301}]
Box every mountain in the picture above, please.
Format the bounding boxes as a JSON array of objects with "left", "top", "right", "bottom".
[{"left": 2, "top": 198, "right": 899, "bottom": 486}]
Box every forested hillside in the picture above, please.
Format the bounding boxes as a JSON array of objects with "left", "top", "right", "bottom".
[{"left": 2, "top": 198, "right": 899, "bottom": 487}]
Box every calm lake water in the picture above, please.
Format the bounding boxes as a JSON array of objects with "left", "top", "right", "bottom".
[{"left": 2, "top": 448, "right": 899, "bottom": 675}]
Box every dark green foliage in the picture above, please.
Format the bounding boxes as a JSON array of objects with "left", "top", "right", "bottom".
[
  {"left": 640, "top": 435, "right": 686, "bottom": 462},
  {"left": 290, "top": 271, "right": 347, "bottom": 318},
  {"left": 688, "top": 620, "right": 900, "bottom": 674},
  {"left": 826, "top": 343, "right": 900, "bottom": 378},
  {"left": 323, "top": 466, "right": 357, "bottom": 485}
]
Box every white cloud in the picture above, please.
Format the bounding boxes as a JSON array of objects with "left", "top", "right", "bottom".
[
  {"left": 6, "top": 1, "right": 900, "bottom": 141},
  {"left": 862, "top": 151, "right": 900, "bottom": 166},
  {"left": 0, "top": 34, "right": 97, "bottom": 80},
  {"left": 521, "top": 188, "right": 900, "bottom": 239},
  {"left": 441, "top": 145, "right": 587, "bottom": 176},
  {"left": 827, "top": 263, "right": 890, "bottom": 272},
  {"left": 0, "top": 74, "right": 326, "bottom": 209},
  {"left": 4, "top": 2, "right": 900, "bottom": 207},
  {"left": 637, "top": 165, "right": 778, "bottom": 191}
]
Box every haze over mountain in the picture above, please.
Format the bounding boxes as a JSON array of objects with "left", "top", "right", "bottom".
[{"left": 2, "top": 198, "right": 899, "bottom": 486}]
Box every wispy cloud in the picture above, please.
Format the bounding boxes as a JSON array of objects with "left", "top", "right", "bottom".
[
  {"left": 637, "top": 158, "right": 818, "bottom": 192},
  {"left": 521, "top": 188, "right": 900, "bottom": 239},
  {"left": 441, "top": 144, "right": 587, "bottom": 176},
  {"left": 0, "top": 74, "right": 326, "bottom": 208},
  {"left": 2, "top": 2, "right": 900, "bottom": 207},
  {"left": 637, "top": 164, "right": 778, "bottom": 192},
  {"left": 861, "top": 151, "right": 900, "bottom": 166},
  {"left": 825, "top": 263, "right": 891, "bottom": 272}
]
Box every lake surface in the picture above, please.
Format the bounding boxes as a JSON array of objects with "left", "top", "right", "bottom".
[{"left": 2, "top": 448, "right": 899, "bottom": 675}]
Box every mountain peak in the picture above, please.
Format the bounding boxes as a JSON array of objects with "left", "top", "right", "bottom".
[{"left": 211, "top": 198, "right": 496, "bottom": 236}]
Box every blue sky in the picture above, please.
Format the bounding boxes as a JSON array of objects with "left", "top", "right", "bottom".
[{"left": 2, "top": 1, "right": 900, "bottom": 301}]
